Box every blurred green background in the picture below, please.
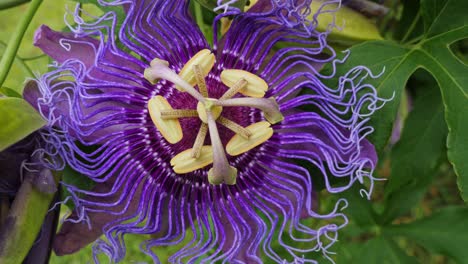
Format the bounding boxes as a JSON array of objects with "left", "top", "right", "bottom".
[{"left": 1, "top": 0, "right": 466, "bottom": 263}]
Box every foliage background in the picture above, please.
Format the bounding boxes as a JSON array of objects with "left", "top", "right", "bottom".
[{"left": 0, "top": 0, "right": 467, "bottom": 263}]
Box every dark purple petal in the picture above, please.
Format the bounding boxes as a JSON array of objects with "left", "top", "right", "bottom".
[
  {"left": 23, "top": 80, "right": 42, "bottom": 112},
  {"left": 34, "top": 25, "right": 99, "bottom": 68},
  {"left": 54, "top": 180, "right": 142, "bottom": 255},
  {"left": 0, "top": 134, "right": 37, "bottom": 195}
]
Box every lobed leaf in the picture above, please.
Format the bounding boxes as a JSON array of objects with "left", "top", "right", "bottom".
[
  {"left": 382, "top": 73, "right": 448, "bottom": 222},
  {"left": 385, "top": 207, "right": 468, "bottom": 263},
  {"left": 352, "top": 236, "right": 418, "bottom": 264},
  {"left": 321, "top": 0, "right": 468, "bottom": 201}
]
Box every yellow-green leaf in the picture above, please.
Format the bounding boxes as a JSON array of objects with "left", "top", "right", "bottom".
[
  {"left": 0, "top": 97, "right": 46, "bottom": 151},
  {"left": 310, "top": 1, "right": 383, "bottom": 45}
]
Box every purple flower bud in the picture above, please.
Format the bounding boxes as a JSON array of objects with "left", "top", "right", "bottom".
[{"left": 0, "top": 133, "right": 58, "bottom": 195}]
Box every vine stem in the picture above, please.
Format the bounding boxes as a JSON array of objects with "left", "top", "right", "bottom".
[
  {"left": 0, "top": 0, "right": 30, "bottom": 10},
  {"left": 345, "top": 0, "right": 389, "bottom": 17},
  {"left": 0, "top": 41, "right": 34, "bottom": 77},
  {"left": 0, "top": 0, "right": 43, "bottom": 87}
]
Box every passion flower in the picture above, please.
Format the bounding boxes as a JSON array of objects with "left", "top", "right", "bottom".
[{"left": 30, "top": 0, "right": 383, "bottom": 262}]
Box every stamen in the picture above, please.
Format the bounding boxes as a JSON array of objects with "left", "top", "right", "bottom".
[
  {"left": 206, "top": 111, "right": 237, "bottom": 185},
  {"left": 226, "top": 121, "right": 273, "bottom": 156},
  {"left": 144, "top": 59, "right": 169, "bottom": 84},
  {"left": 193, "top": 65, "right": 209, "bottom": 97},
  {"left": 170, "top": 146, "right": 213, "bottom": 174},
  {"left": 147, "top": 55, "right": 282, "bottom": 186},
  {"left": 150, "top": 58, "right": 169, "bottom": 67},
  {"left": 191, "top": 123, "right": 208, "bottom": 158},
  {"left": 219, "top": 78, "right": 247, "bottom": 100},
  {"left": 144, "top": 58, "right": 205, "bottom": 102},
  {"left": 215, "top": 97, "right": 284, "bottom": 124},
  {"left": 220, "top": 69, "right": 268, "bottom": 98},
  {"left": 147, "top": 96, "right": 183, "bottom": 144},
  {"left": 197, "top": 99, "right": 223, "bottom": 123},
  {"left": 160, "top": 109, "right": 198, "bottom": 119},
  {"left": 179, "top": 49, "right": 215, "bottom": 90},
  {"left": 217, "top": 116, "right": 252, "bottom": 139}
]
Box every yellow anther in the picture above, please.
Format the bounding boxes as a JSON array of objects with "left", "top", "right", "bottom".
[
  {"left": 196, "top": 99, "right": 223, "bottom": 123},
  {"left": 148, "top": 96, "right": 183, "bottom": 144},
  {"left": 170, "top": 146, "right": 214, "bottom": 174},
  {"left": 226, "top": 121, "right": 273, "bottom": 156},
  {"left": 221, "top": 69, "right": 268, "bottom": 98},
  {"left": 178, "top": 49, "right": 215, "bottom": 91}
]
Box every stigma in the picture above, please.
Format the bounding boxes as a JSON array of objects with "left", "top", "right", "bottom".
[{"left": 145, "top": 49, "right": 283, "bottom": 185}]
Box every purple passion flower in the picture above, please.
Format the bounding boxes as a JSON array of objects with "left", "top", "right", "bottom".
[{"left": 30, "top": 0, "right": 384, "bottom": 262}]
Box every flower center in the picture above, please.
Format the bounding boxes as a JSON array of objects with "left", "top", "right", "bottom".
[
  {"left": 196, "top": 99, "right": 223, "bottom": 123},
  {"left": 144, "top": 49, "right": 284, "bottom": 185}
]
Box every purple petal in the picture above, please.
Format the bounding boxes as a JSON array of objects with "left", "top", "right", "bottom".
[
  {"left": 306, "top": 121, "right": 377, "bottom": 166},
  {"left": 34, "top": 25, "right": 144, "bottom": 86},
  {"left": 27, "top": 77, "right": 135, "bottom": 143},
  {"left": 23, "top": 80, "right": 42, "bottom": 113},
  {"left": 54, "top": 181, "right": 141, "bottom": 255},
  {"left": 214, "top": 1, "right": 335, "bottom": 98},
  {"left": 34, "top": 25, "right": 99, "bottom": 68},
  {"left": 116, "top": 0, "right": 208, "bottom": 67},
  {"left": 360, "top": 138, "right": 378, "bottom": 165}
]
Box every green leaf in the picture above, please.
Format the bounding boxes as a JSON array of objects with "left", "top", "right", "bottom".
[
  {"left": 310, "top": 0, "right": 383, "bottom": 45},
  {"left": 394, "top": 0, "right": 424, "bottom": 42},
  {"left": 0, "top": 97, "right": 46, "bottom": 151},
  {"left": 320, "top": 41, "right": 415, "bottom": 151},
  {"left": 419, "top": 0, "right": 468, "bottom": 202},
  {"left": 61, "top": 165, "right": 95, "bottom": 209},
  {"left": 421, "top": 0, "right": 467, "bottom": 38},
  {"left": 385, "top": 207, "right": 468, "bottom": 263},
  {"left": 0, "top": 87, "right": 21, "bottom": 97},
  {"left": 351, "top": 236, "right": 418, "bottom": 264},
  {"left": 321, "top": 0, "right": 468, "bottom": 200},
  {"left": 382, "top": 72, "right": 448, "bottom": 222},
  {"left": 341, "top": 185, "right": 377, "bottom": 228}
]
